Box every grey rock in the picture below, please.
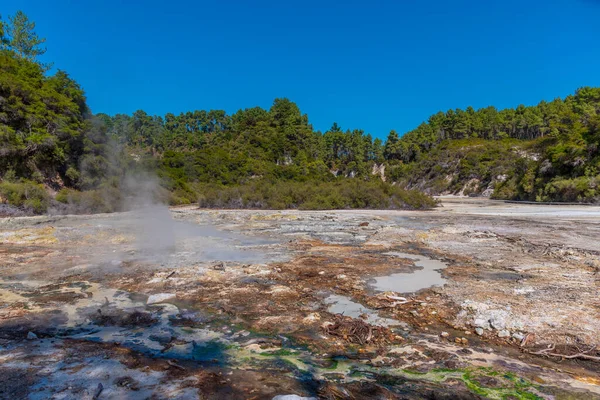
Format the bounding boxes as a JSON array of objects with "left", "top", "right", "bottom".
[
  {"left": 490, "top": 317, "right": 506, "bottom": 330},
  {"left": 27, "top": 331, "right": 38, "bottom": 340},
  {"left": 512, "top": 332, "right": 525, "bottom": 341},
  {"left": 239, "top": 276, "right": 276, "bottom": 285},
  {"left": 497, "top": 330, "right": 510, "bottom": 338},
  {"left": 475, "top": 328, "right": 484, "bottom": 336},
  {"left": 473, "top": 318, "right": 490, "bottom": 329}
]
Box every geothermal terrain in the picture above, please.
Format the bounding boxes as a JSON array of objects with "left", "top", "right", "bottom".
[{"left": 1, "top": 198, "right": 600, "bottom": 399}]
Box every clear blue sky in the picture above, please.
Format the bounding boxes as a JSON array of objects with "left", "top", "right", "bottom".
[{"left": 4, "top": 0, "right": 600, "bottom": 138}]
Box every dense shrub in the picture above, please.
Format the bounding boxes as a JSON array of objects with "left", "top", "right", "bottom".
[
  {"left": 0, "top": 180, "right": 50, "bottom": 214},
  {"left": 55, "top": 187, "right": 121, "bottom": 214},
  {"left": 541, "top": 176, "right": 599, "bottom": 202},
  {"left": 197, "top": 179, "right": 437, "bottom": 210}
]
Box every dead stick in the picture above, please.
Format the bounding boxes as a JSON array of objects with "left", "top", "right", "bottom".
[
  {"left": 92, "top": 383, "right": 103, "bottom": 400},
  {"left": 167, "top": 360, "right": 186, "bottom": 370},
  {"left": 527, "top": 345, "right": 600, "bottom": 362},
  {"left": 165, "top": 271, "right": 176, "bottom": 279}
]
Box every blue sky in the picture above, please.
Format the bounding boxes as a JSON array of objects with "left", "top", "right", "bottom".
[{"left": 4, "top": 0, "right": 600, "bottom": 138}]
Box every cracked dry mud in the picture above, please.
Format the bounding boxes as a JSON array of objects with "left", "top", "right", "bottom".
[{"left": 1, "top": 198, "right": 599, "bottom": 399}]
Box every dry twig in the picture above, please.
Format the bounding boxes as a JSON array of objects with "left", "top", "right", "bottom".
[
  {"left": 165, "top": 271, "right": 176, "bottom": 280},
  {"left": 92, "top": 383, "right": 104, "bottom": 400},
  {"left": 167, "top": 360, "right": 186, "bottom": 370},
  {"left": 526, "top": 344, "right": 600, "bottom": 362}
]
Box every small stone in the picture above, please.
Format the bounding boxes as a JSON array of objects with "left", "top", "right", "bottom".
[
  {"left": 410, "top": 310, "right": 419, "bottom": 317},
  {"left": 321, "top": 321, "right": 334, "bottom": 330},
  {"left": 27, "top": 331, "right": 38, "bottom": 340},
  {"left": 440, "top": 331, "right": 449, "bottom": 338},
  {"left": 490, "top": 317, "right": 506, "bottom": 330},
  {"left": 512, "top": 332, "right": 525, "bottom": 341},
  {"left": 475, "top": 328, "right": 484, "bottom": 336},
  {"left": 454, "top": 337, "right": 462, "bottom": 343},
  {"left": 473, "top": 318, "right": 489, "bottom": 329},
  {"left": 461, "top": 337, "right": 468, "bottom": 345},
  {"left": 464, "top": 331, "right": 471, "bottom": 335},
  {"left": 337, "top": 274, "right": 347, "bottom": 279},
  {"left": 212, "top": 262, "right": 225, "bottom": 271},
  {"left": 303, "top": 313, "right": 321, "bottom": 323},
  {"left": 147, "top": 293, "right": 176, "bottom": 305},
  {"left": 318, "top": 271, "right": 325, "bottom": 275},
  {"left": 498, "top": 330, "right": 510, "bottom": 338}
]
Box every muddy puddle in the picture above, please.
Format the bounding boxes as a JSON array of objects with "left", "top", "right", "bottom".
[
  {"left": 370, "top": 252, "right": 448, "bottom": 293},
  {"left": 323, "top": 294, "right": 407, "bottom": 328}
]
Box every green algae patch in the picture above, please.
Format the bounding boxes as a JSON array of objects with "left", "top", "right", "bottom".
[
  {"left": 258, "top": 348, "right": 298, "bottom": 357},
  {"left": 462, "top": 368, "right": 542, "bottom": 400}
]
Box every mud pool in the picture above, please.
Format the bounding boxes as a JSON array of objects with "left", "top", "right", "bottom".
[
  {"left": 323, "top": 294, "right": 405, "bottom": 327},
  {"left": 370, "top": 252, "right": 448, "bottom": 293},
  {"left": 1, "top": 199, "right": 600, "bottom": 399}
]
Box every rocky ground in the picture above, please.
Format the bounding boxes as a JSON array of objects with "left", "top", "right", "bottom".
[{"left": 0, "top": 198, "right": 599, "bottom": 399}]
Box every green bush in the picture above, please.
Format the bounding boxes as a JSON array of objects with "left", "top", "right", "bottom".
[
  {"left": 0, "top": 180, "right": 50, "bottom": 214},
  {"left": 56, "top": 186, "right": 121, "bottom": 214},
  {"left": 196, "top": 179, "right": 437, "bottom": 210},
  {"left": 541, "top": 176, "right": 599, "bottom": 202}
]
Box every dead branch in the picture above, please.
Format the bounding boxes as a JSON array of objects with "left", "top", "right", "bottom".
[
  {"left": 520, "top": 332, "right": 534, "bottom": 347},
  {"left": 321, "top": 315, "right": 390, "bottom": 345},
  {"left": 167, "top": 360, "right": 186, "bottom": 370},
  {"left": 526, "top": 344, "right": 600, "bottom": 362},
  {"left": 165, "top": 271, "right": 176, "bottom": 280},
  {"left": 92, "top": 383, "right": 104, "bottom": 400},
  {"left": 374, "top": 294, "right": 412, "bottom": 309}
]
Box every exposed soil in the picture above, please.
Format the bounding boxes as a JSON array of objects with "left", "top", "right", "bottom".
[{"left": 1, "top": 198, "right": 599, "bottom": 399}]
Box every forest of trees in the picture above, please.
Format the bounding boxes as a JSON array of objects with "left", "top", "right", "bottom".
[{"left": 1, "top": 11, "right": 599, "bottom": 214}]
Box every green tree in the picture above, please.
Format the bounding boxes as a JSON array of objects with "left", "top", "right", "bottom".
[
  {"left": 384, "top": 130, "right": 405, "bottom": 161},
  {"left": 6, "top": 11, "right": 47, "bottom": 63},
  {"left": 0, "top": 15, "right": 7, "bottom": 48}
]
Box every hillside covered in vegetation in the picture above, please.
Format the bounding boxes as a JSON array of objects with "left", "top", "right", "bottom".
[
  {"left": 387, "top": 88, "right": 600, "bottom": 202},
  {"left": 1, "top": 11, "right": 598, "bottom": 215}
]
